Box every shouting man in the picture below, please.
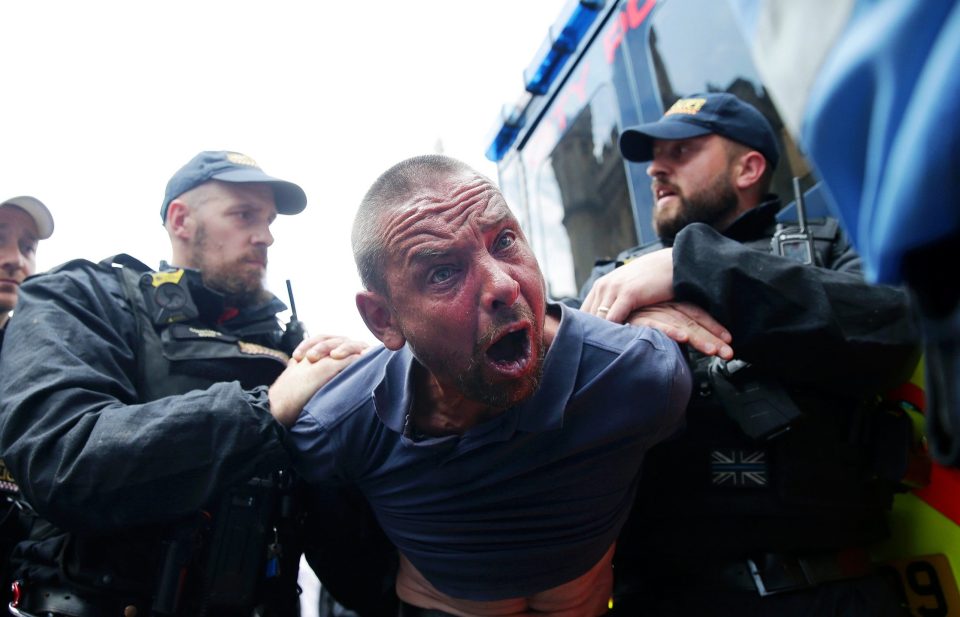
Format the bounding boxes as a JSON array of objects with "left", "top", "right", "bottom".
[{"left": 269, "top": 154, "right": 691, "bottom": 616}]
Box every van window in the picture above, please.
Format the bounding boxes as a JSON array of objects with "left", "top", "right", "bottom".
[
  {"left": 530, "top": 85, "right": 637, "bottom": 300},
  {"left": 647, "top": 0, "right": 812, "bottom": 197}
]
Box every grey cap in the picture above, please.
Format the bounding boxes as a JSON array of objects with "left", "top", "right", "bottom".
[{"left": 1, "top": 196, "right": 54, "bottom": 239}]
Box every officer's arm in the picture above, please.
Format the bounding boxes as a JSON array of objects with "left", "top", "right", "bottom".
[
  {"left": 671, "top": 223, "right": 919, "bottom": 392},
  {"left": 824, "top": 226, "right": 863, "bottom": 274},
  {"left": 0, "top": 266, "right": 287, "bottom": 533}
]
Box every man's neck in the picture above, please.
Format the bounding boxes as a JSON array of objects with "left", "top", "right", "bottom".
[
  {"left": 167, "top": 247, "right": 193, "bottom": 270},
  {"left": 411, "top": 370, "right": 495, "bottom": 437}
]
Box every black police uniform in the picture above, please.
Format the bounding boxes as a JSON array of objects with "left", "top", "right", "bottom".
[
  {"left": 0, "top": 324, "right": 33, "bottom": 613},
  {"left": 0, "top": 255, "right": 306, "bottom": 617},
  {"left": 588, "top": 199, "right": 920, "bottom": 616}
]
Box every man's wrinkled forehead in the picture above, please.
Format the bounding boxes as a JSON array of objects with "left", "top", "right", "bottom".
[
  {"left": 382, "top": 175, "right": 514, "bottom": 248},
  {"left": 410, "top": 172, "right": 505, "bottom": 216}
]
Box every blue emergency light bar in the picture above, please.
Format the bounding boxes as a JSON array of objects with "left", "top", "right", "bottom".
[
  {"left": 523, "top": 0, "right": 605, "bottom": 95},
  {"left": 484, "top": 96, "right": 531, "bottom": 163},
  {"left": 485, "top": 0, "right": 605, "bottom": 162}
]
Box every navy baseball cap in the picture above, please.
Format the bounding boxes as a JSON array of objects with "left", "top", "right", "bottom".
[
  {"left": 619, "top": 93, "right": 779, "bottom": 169},
  {"left": 160, "top": 151, "right": 307, "bottom": 222}
]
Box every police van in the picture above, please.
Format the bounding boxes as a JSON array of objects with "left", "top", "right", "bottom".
[{"left": 484, "top": 1, "right": 960, "bottom": 614}]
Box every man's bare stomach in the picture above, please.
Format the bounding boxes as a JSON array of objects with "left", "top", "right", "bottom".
[{"left": 396, "top": 543, "right": 615, "bottom": 617}]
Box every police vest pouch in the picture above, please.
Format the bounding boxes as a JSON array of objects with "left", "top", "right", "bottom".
[
  {"left": 708, "top": 358, "right": 803, "bottom": 441},
  {"left": 153, "top": 324, "right": 288, "bottom": 392},
  {"left": 165, "top": 322, "right": 238, "bottom": 347},
  {"left": 162, "top": 324, "right": 288, "bottom": 364},
  {"left": 202, "top": 475, "right": 279, "bottom": 612}
]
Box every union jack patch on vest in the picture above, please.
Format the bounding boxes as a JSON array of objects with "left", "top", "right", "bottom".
[{"left": 711, "top": 449, "right": 767, "bottom": 487}]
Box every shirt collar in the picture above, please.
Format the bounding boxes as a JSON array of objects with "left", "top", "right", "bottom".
[
  {"left": 374, "top": 345, "right": 418, "bottom": 435},
  {"left": 512, "top": 302, "right": 581, "bottom": 432}
]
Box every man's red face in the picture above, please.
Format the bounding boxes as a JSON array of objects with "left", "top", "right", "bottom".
[{"left": 380, "top": 174, "right": 548, "bottom": 409}]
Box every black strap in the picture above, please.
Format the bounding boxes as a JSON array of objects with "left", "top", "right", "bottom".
[
  {"left": 615, "top": 549, "right": 875, "bottom": 600},
  {"left": 110, "top": 262, "right": 151, "bottom": 397},
  {"left": 97, "top": 253, "right": 152, "bottom": 273},
  {"left": 745, "top": 549, "right": 875, "bottom": 596}
]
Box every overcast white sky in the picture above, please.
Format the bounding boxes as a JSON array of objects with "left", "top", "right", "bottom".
[{"left": 1, "top": 1, "right": 567, "bottom": 342}]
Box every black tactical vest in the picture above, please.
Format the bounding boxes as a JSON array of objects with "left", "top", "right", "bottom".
[
  {"left": 110, "top": 256, "right": 302, "bottom": 616},
  {"left": 14, "top": 256, "right": 303, "bottom": 617},
  {"left": 109, "top": 255, "right": 291, "bottom": 400},
  {"left": 594, "top": 219, "right": 905, "bottom": 564}
]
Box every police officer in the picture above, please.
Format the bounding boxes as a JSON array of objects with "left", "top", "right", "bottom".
[
  {"left": 0, "top": 195, "right": 54, "bottom": 610},
  {"left": 582, "top": 94, "right": 919, "bottom": 616},
  {"left": 0, "top": 196, "right": 54, "bottom": 340},
  {"left": 0, "top": 152, "right": 365, "bottom": 617}
]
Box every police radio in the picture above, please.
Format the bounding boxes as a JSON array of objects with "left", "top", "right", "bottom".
[
  {"left": 279, "top": 279, "right": 306, "bottom": 354},
  {"left": 771, "top": 177, "right": 816, "bottom": 265}
]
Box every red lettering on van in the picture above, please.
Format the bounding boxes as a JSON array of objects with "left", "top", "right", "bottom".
[{"left": 603, "top": 0, "right": 656, "bottom": 64}]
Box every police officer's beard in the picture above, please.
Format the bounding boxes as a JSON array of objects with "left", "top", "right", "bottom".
[
  {"left": 654, "top": 175, "right": 739, "bottom": 243},
  {"left": 191, "top": 225, "right": 270, "bottom": 308}
]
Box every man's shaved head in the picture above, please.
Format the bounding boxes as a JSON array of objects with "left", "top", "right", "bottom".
[{"left": 352, "top": 154, "right": 478, "bottom": 294}]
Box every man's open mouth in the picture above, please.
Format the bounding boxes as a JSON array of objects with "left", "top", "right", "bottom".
[
  {"left": 654, "top": 183, "right": 678, "bottom": 201},
  {"left": 485, "top": 326, "right": 532, "bottom": 374}
]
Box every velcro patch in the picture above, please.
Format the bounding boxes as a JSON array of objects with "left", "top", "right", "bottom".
[
  {"left": 226, "top": 152, "right": 259, "bottom": 168},
  {"left": 711, "top": 449, "right": 768, "bottom": 488},
  {"left": 666, "top": 97, "right": 707, "bottom": 116},
  {"left": 238, "top": 341, "right": 289, "bottom": 363}
]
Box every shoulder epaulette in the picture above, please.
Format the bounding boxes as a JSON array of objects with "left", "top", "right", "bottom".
[
  {"left": 807, "top": 218, "right": 840, "bottom": 241},
  {"left": 98, "top": 254, "right": 153, "bottom": 273},
  {"left": 46, "top": 254, "right": 154, "bottom": 276},
  {"left": 47, "top": 257, "right": 102, "bottom": 275}
]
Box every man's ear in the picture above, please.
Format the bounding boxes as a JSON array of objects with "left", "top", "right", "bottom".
[
  {"left": 356, "top": 291, "right": 405, "bottom": 350},
  {"left": 166, "top": 200, "right": 193, "bottom": 240},
  {"left": 733, "top": 150, "right": 767, "bottom": 190}
]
